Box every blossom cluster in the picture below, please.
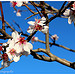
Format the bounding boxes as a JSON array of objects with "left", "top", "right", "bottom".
[
  {"left": 10, "top": 1, "right": 28, "bottom": 16},
  {"left": 10, "top": 1, "right": 28, "bottom": 7},
  {"left": 27, "top": 17, "right": 49, "bottom": 34},
  {"left": 0, "top": 31, "right": 33, "bottom": 67},
  {"left": 63, "top": 1, "right": 75, "bottom": 24},
  {"left": 4, "top": 1, "right": 60, "bottom": 68}
]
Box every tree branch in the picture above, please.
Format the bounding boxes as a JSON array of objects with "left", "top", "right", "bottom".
[{"left": 0, "top": 2, "right": 5, "bottom": 30}]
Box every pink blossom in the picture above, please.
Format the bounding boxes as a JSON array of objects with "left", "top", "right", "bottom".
[
  {"left": 31, "top": 36, "right": 38, "bottom": 43},
  {"left": 51, "top": 34, "right": 59, "bottom": 40},
  {"left": 27, "top": 17, "right": 49, "bottom": 33},
  {"left": 63, "top": 9, "right": 75, "bottom": 24}
]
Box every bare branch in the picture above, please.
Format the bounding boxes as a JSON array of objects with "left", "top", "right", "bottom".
[
  {"left": 0, "top": 29, "right": 12, "bottom": 39},
  {"left": 0, "top": 2, "right": 5, "bottom": 30},
  {"left": 22, "top": 3, "right": 35, "bottom": 14},
  {"left": 38, "top": 40, "right": 75, "bottom": 52}
]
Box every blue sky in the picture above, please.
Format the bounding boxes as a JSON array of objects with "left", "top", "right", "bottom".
[{"left": 0, "top": 1, "right": 75, "bottom": 74}]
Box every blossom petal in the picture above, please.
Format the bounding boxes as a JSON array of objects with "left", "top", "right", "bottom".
[
  {"left": 23, "top": 42, "right": 33, "bottom": 55},
  {"left": 12, "top": 31, "right": 20, "bottom": 39},
  {"left": 27, "top": 42, "right": 33, "bottom": 50},
  {"left": 38, "top": 22, "right": 45, "bottom": 26},
  {"left": 13, "top": 55, "right": 20, "bottom": 62},
  {"left": 2, "top": 43, "right": 7, "bottom": 46},
  {"left": 27, "top": 29, "right": 34, "bottom": 33},
  {"left": 28, "top": 21, "right": 35, "bottom": 25},
  {"left": 41, "top": 26, "right": 49, "bottom": 33},
  {"left": 23, "top": 45, "right": 30, "bottom": 55},
  {"left": 24, "top": 1, "right": 28, "bottom": 4},
  {"left": 8, "top": 39, "right": 15, "bottom": 48},
  {"left": 63, "top": 9, "right": 70, "bottom": 16},
  {"left": 12, "top": 31, "right": 21, "bottom": 42},
  {"left": 41, "top": 17, "right": 46, "bottom": 21},
  {"left": 7, "top": 39, "right": 11, "bottom": 44},
  {"left": 16, "top": 12, "right": 21, "bottom": 16},
  {"left": 16, "top": 1, "right": 23, "bottom": 7},
  {"left": 68, "top": 15, "right": 74, "bottom": 24},
  {"left": 7, "top": 53, "right": 13, "bottom": 60},
  {"left": 14, "top": 43, "right": 22, "bottom": 53}
]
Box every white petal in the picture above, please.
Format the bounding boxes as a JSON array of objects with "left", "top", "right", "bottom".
[
  {"left": 27, "top": 29, "right": 34, "bottom": 33},
  {"left": 2, "top": 43, "right": 7, "bottom": 46},
  {"left": 28, "top": 21, "right": 35, "bottom": 25},
  {"left": 23, "top": 45, "right": 30, "bottom": 54},
  {"left": 7, "top": 53, "right": 13, "bottom": 60},
  {"left": 6, "top": 47, "right": 10, "bottom": 53},
  {"left": 41, "top": 26, "right": 49, "bottom": 33},
  {"left": 9, "top": 39, "right": 15, "bottom": 48},
  {"left": 12, "top": 31, "right": 20, "bottom": 42},
  {"left": 68, "top": 15, "right": 74, "bottom": 24},
  {"left": 40, "top": 20, "right": 46, "bottom": 23},
  {"left": 71, "top": 8, "right": 75, "bottom": 10},
  {"left": 41, "top": 17, "right": 46, "bottom": 21},
  {"left": 14, "top": 11, "right": 16, "bottom": 13},
  {"left": 26, "top": 42, "right": 33, "bottom": 49},
  {"left": 16, "top": 1, "right": 23, "bottom": 7},
  {"left": 25, "top": 1, "right": 28, "bottom": 4},
  {"left": 34, "top": 37, "right": 38, "bottom": 41},
  {"left": 51, "top": 34, "right": 59, "bottom": 40},
  {"left": 16, "top": 12, "right": 21, "bottom": 16},
  {"left": 63, "top": 9, "right": 70, "bottom": 16},
  {"left": 1, "top": 61, "right": 3, "bottom": 66},
  {"left": 12, "top": 31, "right": 16, "bottom": 39},
  {"left": 14, "top": 43, "right": 22, "bottom": 53},
  {"left": 13, "top": 55, "right": 20, "bottom": 62},
  {"left": 12, "top": 31, "right": 20, "bottom": 39},
  {"left": 7, "top": 39, "right": 11, "bottom": 44},
  {"left": 38, "top": 22, "right": 45, "bottom": 26}
]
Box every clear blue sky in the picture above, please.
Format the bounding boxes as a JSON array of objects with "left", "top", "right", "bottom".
[{"left": 0, "top": 1, "right": 75, "bottom": 74}]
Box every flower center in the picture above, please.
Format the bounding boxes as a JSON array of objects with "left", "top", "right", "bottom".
[
  {"left": 12, "top": 1, "right": 17, "bottom": 7},
  {"left": 32, "top": 36, "right": 35, "bottom": 41},
  {"left": 9, "top": 48, "right": 16, "bottom": 55},
  {"left": 34, "top": 25, "right": 43, "bottom": 31},
  {"left": 19, "top": 37, "right": 26, "bottom": 45}
]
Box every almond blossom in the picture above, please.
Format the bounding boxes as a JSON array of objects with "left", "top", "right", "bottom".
[
  {"left": 71, "top": 2, "right": 75, "bottom": 10},
  {"left": 10, "top": 1, "right": 22, "bottom": 7},
  {"left": 16, "top": 10, "right": 21, "bottom": 16},
  {"left": 63, "top": 9, "right": 75, "bottom": 24},
  {"left": 2, "top": 31, "right": 33, "bottom": 62},
  {"left": 10, "top": 1, "right": 28, "bottom": 7},
  {"left": 11, "top": 31, "right": 33, "bottom": 55},
  {"left": 31, "top": 36, "right": 38, "bottom": 43},
  {"left": 51, "top": 34, "right": 59, "bottom": 40},
  {"left": 6, "top": 39, "right": 20, "bottom": 62},
  {"left": 27, "top": 17, "right": 49, "bottom": 33}
]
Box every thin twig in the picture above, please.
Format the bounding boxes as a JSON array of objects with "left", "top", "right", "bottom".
[
  {"left": 0, "top": 2, "right": 5, "bottom": 30},
  {"left": 38, "top": 40, "right": 75, "bottom": 52}
]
